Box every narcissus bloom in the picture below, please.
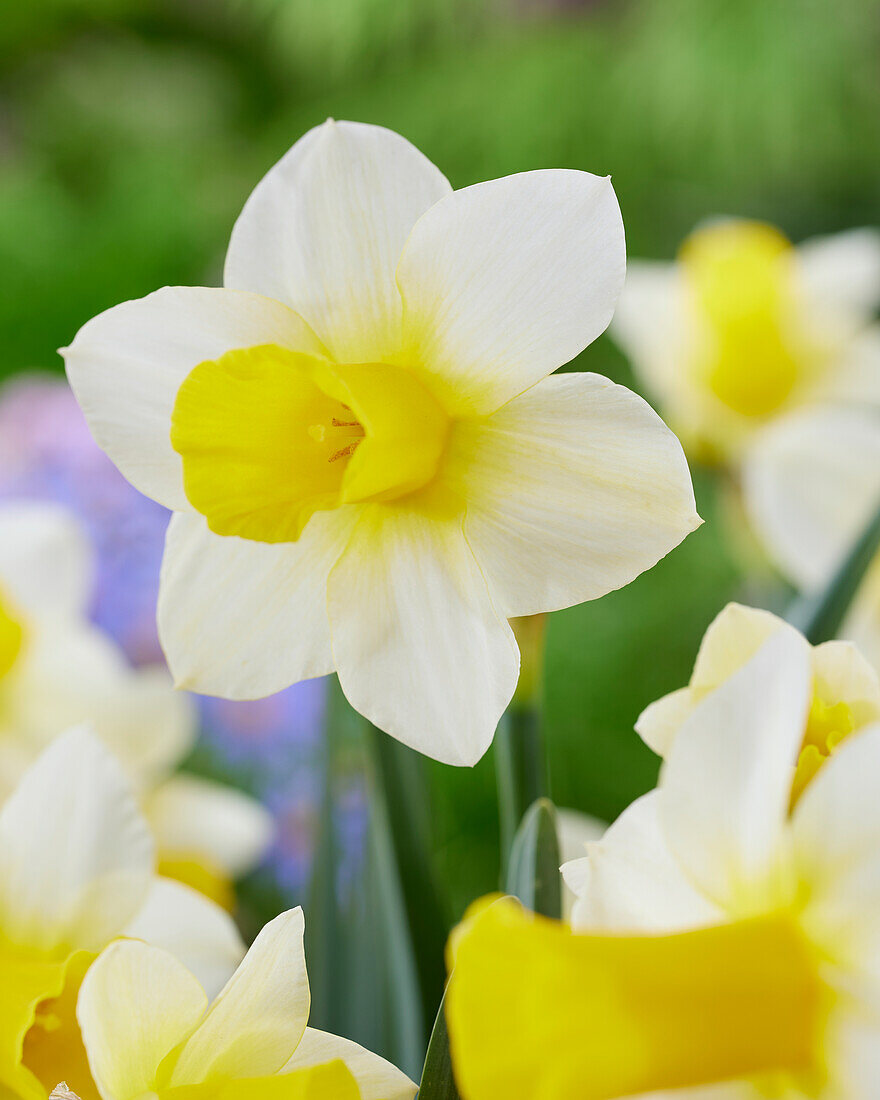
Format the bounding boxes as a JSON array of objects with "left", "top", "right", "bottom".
[
  {"left": 744, "top": 407, "right": 880, "bottom": 673},
  {"left": 634, "top": 601, "right": 880, "bottom": 803},
  {"left": 449, "top": 635, "right": 880, "bottom": 1098},
  {"left": 611, "top": 220, "right": 880, "bottom": 462},
  {"left": 0, "top": 728, "right": 244, "bottom": 1100},
  {"left": 77, "top": 907, "right": 415, "bottom": 1100},
  {"left": 0, "top": 500, "right": 271, "bottom": 905},
  {"left": 64, "top": 119, "right": 699, "bottom": 765}
]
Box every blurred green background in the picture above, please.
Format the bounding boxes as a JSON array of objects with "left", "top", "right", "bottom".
[{"left": 2, "top": 0, "right": 878, "bottom": 1052}]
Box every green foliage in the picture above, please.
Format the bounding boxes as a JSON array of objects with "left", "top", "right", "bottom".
[{"left": 505, "top": 798, "right": 562, "bottom": 920}]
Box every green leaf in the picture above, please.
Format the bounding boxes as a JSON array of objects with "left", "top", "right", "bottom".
[
  {"left": 505, "top": 797, "right": 562, "bottom": 919},
  {"left": 417, "top": 985, "right": 462, "bottom": 1100},
  {"left": 787, "top": 496, "right": 880, "bottom": 645}
]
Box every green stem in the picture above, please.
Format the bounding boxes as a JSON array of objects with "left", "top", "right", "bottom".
[
  {"left": 496, "top": 610, "right": 550, "bottom": 874},
  {"left": 787, "top": 495, "right": 880, "bottom": 645},
  {"left": 495, "top": 702, "right": 545, "bottom": 875},
  {"left": 363, "top": 721, "right": 449, "bottom": 1062}
]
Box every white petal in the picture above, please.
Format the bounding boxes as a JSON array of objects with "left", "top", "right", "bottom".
[
  {"left": 224, "top": 119, "right": 451, "bottom": 362},
  {"left": 564, "top": 792, "right": 721, "bottom": 933},
  {"left": 792, "top": 723, "right": 880, "bottom": 881},
  {"left": 171, "top": 908, "right": 310, "bottom": 1085},
  {"left": 63, "top": 287, "right": 325, "bottom": 511},
  {"left": 797, "top": 227, "right": 880, "bottom": 322},
  {"left": 811, "top": 640, "right": 880, "bottom": 723},
  {"left": 634, "top": 688, "right": 695, "bottom": 758},
  {"left": 743, "top": 407, "right": 880, "bottom": 591},
  {"left": 396, "top": 170, "right": 625, "bottom": 414},
  {"left": 158, "top": 510, "right": 356, "bottom": 698},
  {"left": 793, "top": 727, "right": 880, "bottom": 986},
  {"left": 327, "top": 507, "right": 519, "bottom": 766},
  {"left": 450, "top": 372, "right": 700, "bottom": 616},
  {"left": 658, "top": 631, "right": 811, "bottom": 911},
  {"left": 124, "top": 876, "right": 245, "bottom": 1000},
  {"left": 4, "top": 623, "right": 195, "bottom": 788},
  {"left": 556, "top": 808, "right": 607, "bottom": 921},
  {"left": 77, "top": 938, "right": 208, "bottom": 1100},
  {"left": 145, "top": 774, "right": 273, "bottom": 878},
  {"left": 609, "top": 260, "right": 689, "bottom": 405},
  {"left": 0, "top": 727, "right": 154, "bottom": 954},
  {"left": 283, "top": 1028, "right": 416, "bottom": 1100},
  {"left": 0, "top": 501, "right": 93, "bottom": 620}
]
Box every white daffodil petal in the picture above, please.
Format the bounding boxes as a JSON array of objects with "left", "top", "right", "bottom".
[
  {"left": 396, "top": 170, "right": 625, "bottom": 415},
  {"left": 224, "top": 119, "right": 451, "bottom": 362},
  {"left": 283, "top": 1028, "right": 417, "bottom": 1100},
  {"left": 564, "top": 792, "right": 721, "bottom": 933},
  {"left": 327, "top": 508, "right": 519, "bottom": 766},
  {"left": 609, "top": 261, "right": 688, "bottom": 405},
  {"left": 63, "top": 287, "right": 325, "bottom": 511},
  {"left": 0, "top": 728, "right": 154, "bottom": 954},
  {"left": 811, "top": 641, "right": 880, "bottom": 722},
  {"left": 124, "top": 877, "right": 245, "bottom": 1000},
  {"left": 744, "top": 407, "right": 880, "bottom": 591},
  {"left": 659, "top": 631, "right": 811, "bottom": 911},
  {"left": 0, "top": 502, "right": 93, "bottom": 620},
  {"left": 689, "top": 603, "right": 791, "bottom": 691},
  {"left": 146, "top": 774, "right": 273, "bottom": 878},
  {"left": 7, "top": 625, "right": 196, "bottom": 785},
  {"left": 78, "top": 938, "right": 208, "bottom": 1100},
  {"left": 171, "top": 908, "right": 310, "bottom": 1085},
  {"left": 634, "top": 688, "right": 695, "bottom": 758},
  {"left": 452, "top": 372, "right": 700, "bottom": 617},
  {"left": 158, "top": 510, "right": 356, "bottom": 698},
  {"left": 797, "top": 227, "right": 880, "bottom": 322},
  {"left": 793, "top": 724, "right": 880, "bottom": 881}
]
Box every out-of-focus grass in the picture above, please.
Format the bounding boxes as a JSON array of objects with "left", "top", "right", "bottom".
[{"left": 1, "top": 0, "right": 877, "bottom": 916}]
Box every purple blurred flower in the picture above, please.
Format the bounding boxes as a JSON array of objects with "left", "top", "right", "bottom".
[{"left": 0, "top": 371, "right": 351, "bottom": 898}]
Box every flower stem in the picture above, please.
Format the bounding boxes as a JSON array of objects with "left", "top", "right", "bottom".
[
  {"left": 495, "top": 614, "right": 549, "bottom": 876},
  {"left": 363, "top": 720, "right": 449, "bottom": 1067}
]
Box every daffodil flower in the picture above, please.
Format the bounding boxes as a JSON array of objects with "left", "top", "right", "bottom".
[
  {"left": 634, "top": 601, "right": 880, "bottom": 802},
  {"left": 744, "top": 406, "right": 880, "bottom": 673},
  {"left": 0, "top": 500, "right": 272, "bottom": 904},
  {"left": 449, "top": 634, "right": 880, "bottom": 1098},
  {"left": 611, "top": 219, "right": 880, "bottom": 462},
  {"left": 64, "top": 119, "right": 700, "bottom": 765},
  {"left": 77, "top": 907, "right": 416, "bottom": 1100},
  {"left": 0, "top": 728, "right": 245, "bottom": 1100}
]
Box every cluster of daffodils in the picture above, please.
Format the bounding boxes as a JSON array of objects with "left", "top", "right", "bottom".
[
  {"left": 448, "top": 608, "right": 880, "bottom": 1098},
  {"left": 0, "top": 499, "right": 271, "bottom": 906},
  {"left": 612, "top": 218, "right": 880, "bottom": 463},
  {"left": 2, "top": 729, "right": 414, "bottom": 1100},
  {"left": 64, "top": 118, "right": 700, "bottom": 766}
]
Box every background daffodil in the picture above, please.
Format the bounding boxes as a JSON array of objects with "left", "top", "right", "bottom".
[
  {"left": 611, "top": 220, "right": 880, "bottom": 463},
  {"left": 77, "top": 907, "right": 416, "bottom": 1100},
  {"left": 0, "top": 728, "right": 245, "bottom": 1100},
  {"left": 64, "top": 118, "right": 700, "bottom": 766},
  {"left": 0, "top": 499, "right": 272, "bottom": 906},
  {"left": 449, "top": 634, "right": 880, "bottom": 1099}
]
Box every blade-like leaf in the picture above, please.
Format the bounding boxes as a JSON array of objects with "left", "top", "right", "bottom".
[
  {"left": 505, "top": 797, "right": 562, "bottom": 919},
  {"left": 417, "top": 986, "right": 462, "bottom": 1100}
]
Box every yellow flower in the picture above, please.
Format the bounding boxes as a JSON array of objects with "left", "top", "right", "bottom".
[
  {"left": 744, "top": 405, "right": 880, "bottom": 676},
  {"left": 451, "top": 637, "right": 880, "bottom": 1098},
  {"left": 634, "top": 601, "right": 880, "bottom": 803},
  {"left": 0, "top": 500, "right": 272, "bottom": 906},
  {"left": 64, "top": 119, "right": 700, "bottom": 765},
  {"left": 0, "top": 728, "right": 245, "bottom": 1100},
  {"left": 76, "top": 908, "right": 416, "bottom": 1100},
  {"left": 611, "top": 219, "right": 880, "bottom": 462}
]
